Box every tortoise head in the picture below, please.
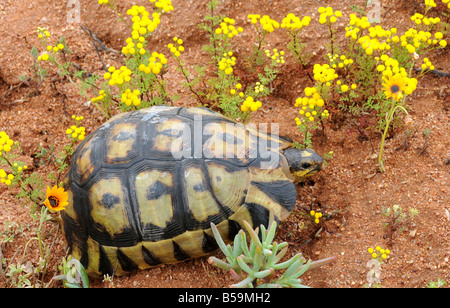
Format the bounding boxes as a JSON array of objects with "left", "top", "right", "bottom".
[{"left": 283, "top": 148, "right": 323, "bottom": 183}]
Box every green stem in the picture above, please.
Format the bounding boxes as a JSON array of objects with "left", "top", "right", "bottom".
[
  {"left": 328, "top": 22, "right": 335, "bottom": 56},
  {"left": 22, "top": 208, "right": 48, "bottom": 262},
  {"left": 176, "top": 58, "right": 205, "bottom": 105},
  {"left": 37, "top": 207, "right": 49, "bottom": 262},
  {"left": 155, "top": 75, "right": 172, "bottom": 105},
  {"left": 378, "top": 99, "right": 408, "bottom": 172},
  {"left": 378, "top": 117, "right": 390, "bottom": 173}
]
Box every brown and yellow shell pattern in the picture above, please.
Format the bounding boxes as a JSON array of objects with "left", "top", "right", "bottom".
[{"left": 62, "top": 106, "right": 297, "bottom": 276}]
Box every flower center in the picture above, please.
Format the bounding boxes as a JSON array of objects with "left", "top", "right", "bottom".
[
  {"left": 48, "top": 196, "right": 60, "bottom": 208},
  {"left": 390, "top": 85, "right": 400, "bottom": 94}
]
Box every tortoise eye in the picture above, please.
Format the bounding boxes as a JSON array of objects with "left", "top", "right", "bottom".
[{"left": 301, "top": 162, "right": 311, "bottom": 169}]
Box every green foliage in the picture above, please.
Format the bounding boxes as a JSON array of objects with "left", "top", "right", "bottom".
[
  {"left": 198, "top": 0, "right": 227, "bottom": 63},
  {"left": 21, "top": 46, "right": 47, "bottom": 87},
  {"left": 3, "top": 206, "right": 54, "bottom": 288},
  {"left": 53, "top": 255, "right": 90, "bottom": 288},
  {"left": 6, "top": 263, "right": 33, "bottom": 288},
  {"left": 0, "top": 127, "right": 82, "bottom": 287},
  {"left": 208, "top": 212, "right": 336, "bottom": 288},
  {"left": 426, "top": 278, "right": 447, "bottom": 288},
  {"left": 350, "top": 1, "right": 368, "bottom": 17},
  {"left": 382, "top": 204, "right": 419, "bottom": 233},
  {"left": 188, "top": 1, "right": 246, "bottom": 118},
  {"left": 170, "top": 0, "right": 285, "bottom": 122},
  {"left": 33, "top": 145, "right": 56, "bottom": 167},
  {"left": 1, "top": 142, "right": 44, "bottom": 206},
  {"left": 0, "top": 221, "right": 23, "bottom": 244},
  {"left": 16, "top": 172, "right": 46, "bottom": 207},
  {"left": 286, "top": 31, "right": 311, "bottom": 66}
]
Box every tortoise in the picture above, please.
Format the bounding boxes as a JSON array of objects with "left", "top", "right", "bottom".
[{"left": 61, "top": 106, "right": 323, "bottom": 276}]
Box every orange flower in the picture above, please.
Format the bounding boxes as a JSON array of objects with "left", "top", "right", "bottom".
[
  {"left": 43, "top": 185, "right": 68, "bottom": 211},
  {"left": 382, "top": 74, "right": 407, "bottom": 101}
]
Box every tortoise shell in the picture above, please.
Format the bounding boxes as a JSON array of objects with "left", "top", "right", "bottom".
[{"left": 61, "top": 106, "right": 298, "bottom": 276}]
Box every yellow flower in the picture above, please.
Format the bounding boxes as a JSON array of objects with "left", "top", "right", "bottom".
[
  {"left": 425, "top": 0, "right": 436, "bottom": 7},
  {"left": 382, "top": 74, "right": 407, "bottom": 101},
  {"left": 248, "top": 14, "right": 261, "bottom": 24},
  {"left": 281, "top": 13, "right": 311, "bottom": 30},
  {"left": 377, "top": 64, "right": 385, "bottom": 72},
  {"left": 216, "top": 17, "right": 243, "bottom": 39},
  {"left": 0, "top": 169, "right": 15, "bottom": 186},
  {"left": 241, "top": 96, "right": 262, "bottom": 112},
  {"left": 43, "top": 185, "right": 69, "bottom": 211},
  {"left": 150, "top": 0, "right": 174, "bottom": 12},
  {"left": 121, "top": 88, "right": 141, "bottom": 106},
  {"left": 313, "top": 64, "right": 337, "bottom": 83},
  {"left": 259, "top": 15, "right": 280, "bottom": 33},
  {"left": 218, "top": 53, "right": 236, "bottom": 75},
  {"left": 0, "top": 132, "right": 14, "bottom": 154}
]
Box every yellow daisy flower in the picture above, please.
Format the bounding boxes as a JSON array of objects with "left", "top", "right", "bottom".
[
  {"left": 43, "top": 185, "right": 69, "bottom": 211},
  {"left": 382, "top": 74, "right": 407, "bottom": 101}
]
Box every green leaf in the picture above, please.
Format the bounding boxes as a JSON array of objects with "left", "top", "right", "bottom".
[
  {"left": 272, "top": 244, "right": 288, "bottom": 264},
  {"left": 286, "top": 282, "right": 309, "bottom": 288},
  {"left": 18, "top": 74, "right": 28, "bottom": 83},
  {"left": 31, "top": 46, "right": 38, "bottom": 59},
  {"left": 208, "top": 257, "right": 233, "bottom": 271},
  {"left": 231, "top": 276, "right": 254, "bottom": 288},
  {"left": 232, "top": 230, "right": 243, "bottom": 257},
  {"left": 264, "top": 221, "right": 277, "bottom": 246},
  {"left": 236, "top": 256, "right": 254, "bottom": 275},
  {"left": 210, "top": 222, "right": 229, "bottom": 256},
  {"left": 256, "top": 282, "right": 281, "bottom": 288},
  {"left": 240, "top": 230, "right": 250, "bottom": 256},
  {"left": 266, "top": 242, "right": 280, "bottom": 264},
  {"left": 259, "top": 224, "right": 267, "bottom": 242},
  {"left": 64, "top": 282, "right": 83, "bottom": 288},
  {"left": 243, "top": 220, "right": 262, "bottom": 247},
  {"left": 282, "top": 258, "right": 304, "bottom": 279},
  {"left": 291, "top": 259, "right": 311, "bottom": 280},
  {"left": 253, "top": 268, "right": 274, "bottom": 279},
  {"left": 69, "top": 257, "right": 89, "bottom": 288},
  {"left": 77, "top": 262, "right": 90, "bottom": 288},
  {"left": 253, "top": 246, "right": 262, "bottom": 271},
  {"left": 273, "top": 253, "right": 302, "bottom": 270}
]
